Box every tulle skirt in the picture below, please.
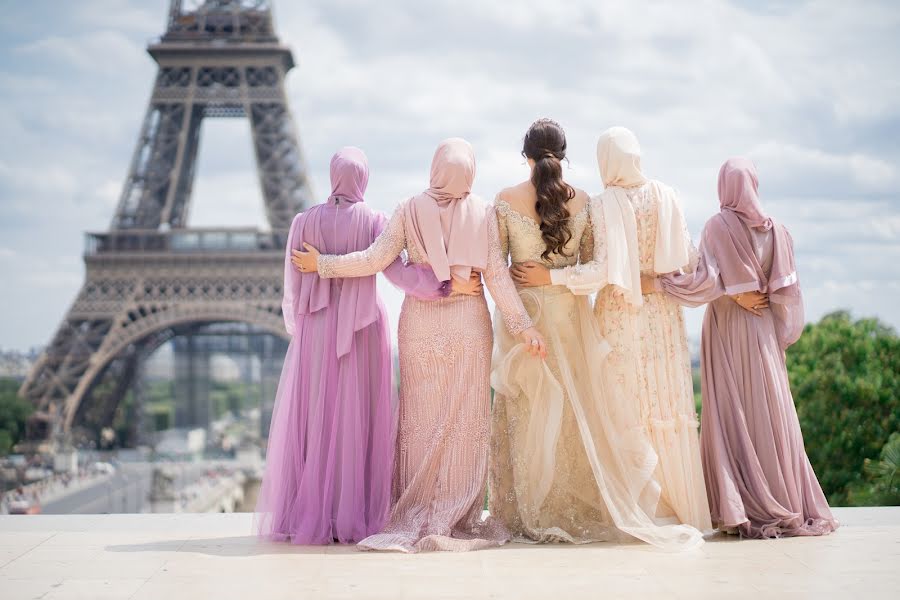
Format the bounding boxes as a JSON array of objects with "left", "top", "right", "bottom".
[{"left": 254, "top": 297, "right": 395, "bottom": 544}]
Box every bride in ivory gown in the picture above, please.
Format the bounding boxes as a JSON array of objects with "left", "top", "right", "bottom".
[
  {"left": 523, "top": 127, "right": 712, "bottom": 532},
  {"left": 493, "top": 119, "right": 703, "bottom": 549}
]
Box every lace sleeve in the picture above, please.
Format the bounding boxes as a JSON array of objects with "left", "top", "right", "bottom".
[
  {"left": 483, "top": 205, "right": 533, "bottom": 335},
  {"left": 494, "top": 198, "right": 511, "bottom": 257},
  {"left": 549, "top": 198, "right": 609, "bottom": 295},
  {"left": 579, "top": 212, "right": 595, "bottom": 265},
  {"left": 317, "top": 204, "right": 406, "bottom": 279},
  {"left": 374, "top": 210, "right": 450, "bottom": 300}
]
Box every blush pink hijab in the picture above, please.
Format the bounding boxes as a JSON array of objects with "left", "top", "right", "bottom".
[{"left": 405, "top": 138, "right": 488, "bottom": 282}]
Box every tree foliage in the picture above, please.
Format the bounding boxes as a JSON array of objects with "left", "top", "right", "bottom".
[
  {"left": 855, "top": 433, "right": 900, "bottom": 506},
  {"left": 0, "top": 378, "right": 34, "bottom": 456},
  {"left": 787, "top": 311, "right": 900, "bottom": 506}
]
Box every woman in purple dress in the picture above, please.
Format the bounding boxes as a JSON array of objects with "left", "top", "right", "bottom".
[
  {"left": 255, "top": 147, "right": 459, "bottom": 544},
  {"left": 644, "top": 157, "right": 838, "bottom": 538}
]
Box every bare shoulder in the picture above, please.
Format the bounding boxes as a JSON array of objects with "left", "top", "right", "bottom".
[
  {"left": 496, "top": 181, "right": 534, "bottom": 210},
  {"left": 569, "top": 187, "right": 590, "bottom": 213}
]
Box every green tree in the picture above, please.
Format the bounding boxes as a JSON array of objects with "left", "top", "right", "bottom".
[
  {"left": 0, "top": 378, "right": 34, "bottom": 456},
  {"left": 852, "top": 433, "right": 900, "bottom": 506},
  {"left": 787, "top": 311, "right": 900, "bottom": 506}
]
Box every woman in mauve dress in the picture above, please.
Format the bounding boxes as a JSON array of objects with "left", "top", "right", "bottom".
[
  {"left": 255, "top": 147, "right": 451, "bottom": 545},
  {"left": 293, "top": 138, "right": 546, "bottom": 552},
  {"left": 646, "top": 157, "right": 838, "bottom": 538}
]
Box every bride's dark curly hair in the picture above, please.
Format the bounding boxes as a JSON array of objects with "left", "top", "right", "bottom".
[{"left": 522, "top": 118, "right": 576, "bottom": 260}]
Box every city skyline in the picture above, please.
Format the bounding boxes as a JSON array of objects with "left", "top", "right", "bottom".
[{"left": 1, "top": 0, "right": 899, "bottom": 350}]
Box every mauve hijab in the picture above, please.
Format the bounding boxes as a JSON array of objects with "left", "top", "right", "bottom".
[
  {"left": 283, "top": 147, "right": 381, "bottom": 356},
  {"left": 328, "top": 146, "right": 368, "bottom": 203},
  {"left": 663, "top": 157, "right": 803, "bottom": 347},
  {"left": 405, "top": 138, "right": 488, "bottom": 282},
  {"left": 706, "top": 157, "right": 797, "bottom": 295}
]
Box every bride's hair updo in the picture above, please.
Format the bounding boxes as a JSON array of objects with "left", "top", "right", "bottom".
[{"left": 522, "top": 118, "right": 576, "bottom": 260}]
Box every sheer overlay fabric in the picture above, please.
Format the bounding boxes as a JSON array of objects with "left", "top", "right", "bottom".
[
  {"left": 490, "top": 197, "right": 704, "bottom": 550},
  {"left": 256, "top": 198, "right": 440, "bottom": 544}
]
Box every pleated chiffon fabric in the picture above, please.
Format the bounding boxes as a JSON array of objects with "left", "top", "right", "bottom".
[{"left": 660, "top": 158, "right": 837, "bottom": 538}]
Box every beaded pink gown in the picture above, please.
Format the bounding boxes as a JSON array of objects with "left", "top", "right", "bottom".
[{"left": 317, "top": 199, "right": 532, "bottom": 552}]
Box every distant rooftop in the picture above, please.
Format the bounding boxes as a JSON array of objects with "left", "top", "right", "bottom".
[{"left": 0, "top": 507, "right": 898, "bottom": 599}]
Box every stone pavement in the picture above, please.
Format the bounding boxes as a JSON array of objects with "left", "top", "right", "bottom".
[{"left": 0, "top": 507, "right": 897, "bottom": 599}]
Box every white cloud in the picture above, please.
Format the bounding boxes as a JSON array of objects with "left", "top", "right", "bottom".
[
  {"left": 0, "top": 0, "right": 899, "bottom": 349},
  {"left": 14, "top": 30, "right": 146, "bottom": 75}
]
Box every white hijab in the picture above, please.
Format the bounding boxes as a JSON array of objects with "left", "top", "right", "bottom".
[{"left": 597, "top": 127, "right": 691, "bottom": 306}]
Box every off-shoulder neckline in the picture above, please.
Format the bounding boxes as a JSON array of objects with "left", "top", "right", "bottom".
[{"left": 494, "top": 196, "right": 590, "bottom": 229}]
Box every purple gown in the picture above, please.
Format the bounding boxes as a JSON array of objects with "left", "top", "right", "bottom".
[{"left": 255, "top": 148, "right": 443, "bottom": 544}]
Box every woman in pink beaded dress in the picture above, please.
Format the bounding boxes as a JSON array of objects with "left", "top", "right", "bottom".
[
  {"left": 647, "top": 158, "right": 837, "bottom": 538},
  {"left": 255, "top": 147, "right": 450, "bottom": 545},
  {"left": 293, "top": 138, "right": 546, "bottom": 552}
]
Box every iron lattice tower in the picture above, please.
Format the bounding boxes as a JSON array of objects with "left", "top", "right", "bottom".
[{"left": 20, "top": 0, "right": 310, "bottom": 442}]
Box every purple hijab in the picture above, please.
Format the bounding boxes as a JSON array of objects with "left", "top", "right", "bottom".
[{"left": 282, "top": 147, "right": 380, "bottom": 357}]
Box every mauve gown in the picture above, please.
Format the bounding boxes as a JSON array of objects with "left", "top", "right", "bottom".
[
  {"left": 255, "top": 199, "right": 443, "bottom": 545},
  {"left": 660, "top": 224, "right": 838, "bottom": 538},
  {"left": 317, "top": 199, "right": 532, "bottom": 552}
]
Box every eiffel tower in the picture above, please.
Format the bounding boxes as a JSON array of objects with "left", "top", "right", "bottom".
[{"left": 20, "top": 0, "right": 311, "bottom": 444}]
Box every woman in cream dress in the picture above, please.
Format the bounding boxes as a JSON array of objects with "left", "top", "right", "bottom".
[
  {"left": 520, "top": 127, "right": 712, "bottom": 532},
  {"left": 494, "top": 119, "right": 703, "bottom": 549}
]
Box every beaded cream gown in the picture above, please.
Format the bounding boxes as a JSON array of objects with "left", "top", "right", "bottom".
[
  {"left": 317, "top": 198, "right": 532, "bottom": 552},
  {"left": 553, "top": 182, "right": 712, "bottom": 532},
  {"left": 490, "top": 197, "right": 703, "bottom": 549}
]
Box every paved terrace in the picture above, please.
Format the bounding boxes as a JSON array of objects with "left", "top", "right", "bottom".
[{"left": 1, "top": 507, "right": 898, "bottom": 599}]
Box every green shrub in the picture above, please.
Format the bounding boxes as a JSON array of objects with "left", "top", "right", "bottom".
[{"left": 787, "top": 311, "right": 900, "bottom": 506}]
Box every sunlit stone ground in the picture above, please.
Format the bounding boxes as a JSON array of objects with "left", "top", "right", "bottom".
[{"left": 0, "top": 507, "right": 897, "bottom": 599}]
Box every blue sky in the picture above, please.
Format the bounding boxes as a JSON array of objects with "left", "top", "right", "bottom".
[{"left": 1, "top": 0, "right": 899, "bottom": 350}]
